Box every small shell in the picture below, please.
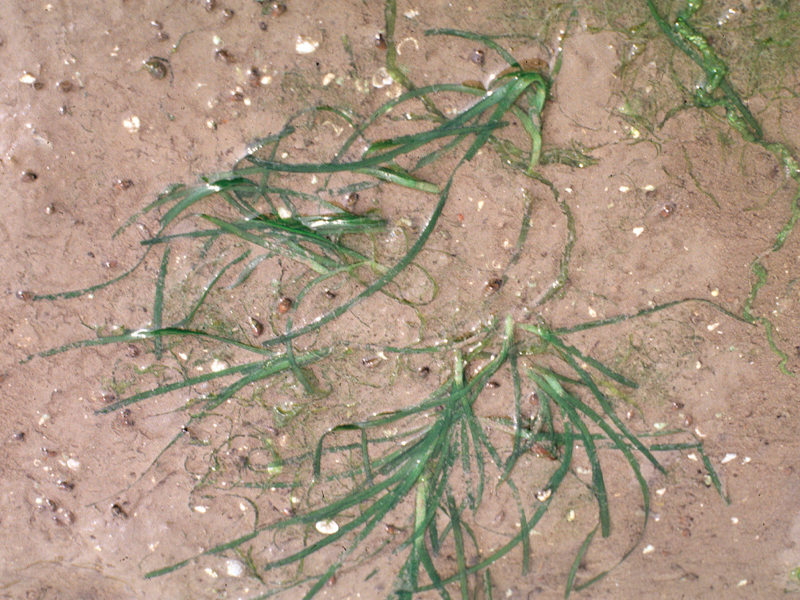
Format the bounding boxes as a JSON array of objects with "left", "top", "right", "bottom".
[
  {"left": 344, "top": 192, "right": 359, "bottom": 207},
  {"left": 210, "top": 358, "right": 228, "bottom": 372},
  {"left": 536, "top": 488, "right": 552, "bottom": 502},
  {"left": 484, "top": 277, "right": 502, "bottom": 293},
  {"left": 247, "top": 67, "right": 261, "bottom": 87},
  {"left": 20, "top": 72, "right": 38, "bottom": 85},
  {"left": 374, "top": 32, "right": 387, "bottom": 50},
  {"left": 269, "top": 2, "right": 287, "bottom": 17},
  {"left": 361, "top": 356, "right": 381, "bottom": 368},
  {"left": 295, "top": 36, "right": 319, "bottom": 55},
  {"left": 469, "top": 49, "right": 485, "bottom": 66},
  {"left": 143, "top": 57, "right": 169, "bottom": 79},
  {"left": 215, "top": 48, "right": 235, "bottom": 63},
  {"left": 112, "top": 178, "right": 134, "bottom": 191},
  {"left": 315, "top": 519, "right": 339, "bottom": 535},
  {"left": 226, "top": 559, "right": 244, "bottom": 577},
  {"left": 122, "top": 115, "right": 141, "bottom": 133},
  {"left": 372, "top": 67, "right": 393, "bottom": 88},
  {"left": 659, "top": 202, "right": 676, "bottom": 218},
  {"left": 248, "top": 316, "right": 264, "bottom": 336},
  {"left": 277, "top": 297, "right": 293, "bottom": 314}
]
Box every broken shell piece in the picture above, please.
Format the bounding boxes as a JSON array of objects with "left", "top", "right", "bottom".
[
  {"left": 122, "top": 115, "right": 141, "bottom": 133},
  {"left": 372, "top": 67, "right": 393, "bottom": 88},
  {"left": 315, "top": 519, "right": 339, "bottom": 535},
  {"left": 536, "top": 488, "right": 552, "bottom": 502},
  {"left": 210, "top": 358, "right": 228, "bottom": 372},
  {"left": 20, "top": 72, "right": 39, "bottom": 85},
  {"left": 295, "top": 35, "right": 319, "bottom": 54}
]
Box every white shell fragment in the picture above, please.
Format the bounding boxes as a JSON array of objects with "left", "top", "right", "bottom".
[
  {"left": 315, "top": 519, "right": 339, "bottom": 535},
  {"left": 123, "top": 115, "right": 141, "bottom": 133},
  {"left": 295, "top": 35, "right": 320, "bottom": 54},
  {"left": 721, "top": 453, "right": 737, "bottom": 464},
  {"left": 536, "top": 488, "right": 552, "bottom": 502},
  {"left": 642, "top": 544, "right": 655, "bottom": 554},
  {"left": 226, "top": 559, "right": 244, "bottom": 577},
  {"left": 372, "top": 67, "right": 394, "bottom": 89},
  {"left": 632, "top": 226, "right": 644, "bottom": 237},
  {"left": 20, "top": 72, "right": 38, "bottom": 85}
]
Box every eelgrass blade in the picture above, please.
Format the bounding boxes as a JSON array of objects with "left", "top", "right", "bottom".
[
  {"left": 201, "top": 214, "right": 336, "bottom": 274},
  {"left": 258, "top": 166, "right": 459, "bottom": 348},
  {"left": 391, "top": 481, "right": 430, "bottom": 600},
  {"left": 30, "top": 249, "right": 151, "bottom": 302},
  {"left": 152, "top": 246, "right": 170, "bottom": 359},
  {"left": 534, "top": 373, "right": 610, "bottom": 537},
  {"left": 565, "top": 526, "right": 598, "bottom": 599},
  {"left": 417, "top": 423, "right": 575, "bottom": 592},
  {"left": 525, "top": 324, "right": 666, "bottom": 474},
  {"left": 354, "top": 166, "right": 439, "bottom": 193},
  {"left": 97, "top": 359, "right": 265, "bottom": 413},
  {"left": 146, "top": 437, "right": 425, "bottom": 579},
  {"left": 529, "top": 369, "right": 655, "bottom": 591},
  {"left": 425, "top": 28, "right": 522, "bottom": 70},
  {"left": 173, "top": 251, "right": 250, "bottom": 327},
  {"left": 697, "top": 444, "right": 730, "bottom": 503},
  {"left": 159, "top": 178, "right": 258, "bottom": 230},
  {"left": 113, "top": 183, "right": 186, "bottom": 237},
  {"left": 247, "top": 121, "right": 505, "bottom": 175},
  {"left": 447, "top": 493, "right": 470, "bottom": 599}
]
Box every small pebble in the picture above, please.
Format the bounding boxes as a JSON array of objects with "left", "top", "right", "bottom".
[{"left": 21, "top": 170, "right": 38, "bottom": 182}]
